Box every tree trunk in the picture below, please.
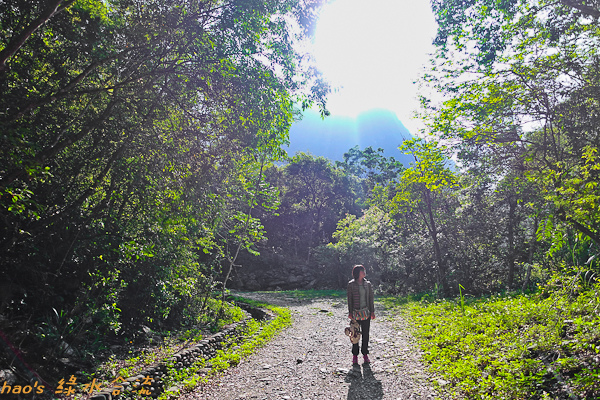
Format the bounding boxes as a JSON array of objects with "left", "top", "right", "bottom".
[
  {"left": 507, "top": 196, "right": 517, "bottom": 289},
  {"left": 220, "top": 158, "right": 267, "bottom": 308},
  {"left": 422, "top": 188, "right": 448, "bottom": 296},
  {"left": 522, "top": 217, "right": 539, "bottom": 292}
]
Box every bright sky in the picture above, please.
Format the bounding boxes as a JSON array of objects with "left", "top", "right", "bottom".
[{"left": 311, "top": 0, "right": 438, "bottom": 134}]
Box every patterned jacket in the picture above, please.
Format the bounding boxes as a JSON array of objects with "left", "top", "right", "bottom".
[{"left": 347, "top": 279, "right": 375, "bottom": 317}]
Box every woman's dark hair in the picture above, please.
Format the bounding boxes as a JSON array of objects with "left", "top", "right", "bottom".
[{"left": 352, "top": 264, "right": 365, "bottom": 280}]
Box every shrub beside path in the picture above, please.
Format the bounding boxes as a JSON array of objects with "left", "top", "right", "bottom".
[{"left": 184, "top": 292, "right": 442, "bottom": 400}]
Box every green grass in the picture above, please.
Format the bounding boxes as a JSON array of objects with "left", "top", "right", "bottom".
[
  {"left": 158, "top": 297, "right": 292, "bottom": 399},
  {"left": 384, "top": 281, "right": 600, "bottom": 399}
]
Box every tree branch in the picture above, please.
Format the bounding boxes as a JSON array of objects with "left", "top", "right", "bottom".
[
  {"left": 560, "top": 0, "right": 600, "bottom": 18},
  {"left": 0, "top": 0, "right": 75, "bottom": 74},
  {"left": 0, "top": 99, "right": 118, "bottom": 188}
]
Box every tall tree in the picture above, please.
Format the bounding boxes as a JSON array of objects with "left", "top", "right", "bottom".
[
  {"left": 266, "top": 153, "right": 353, "bottom": 264},
  {"left": 424, "top": 0, "right": 600, "bottom": 255},
  {"left": 337, "top": 145, "right": 404, "bottom": 205},
  {"left": 0, "top": 0, "right": 328, "bottom": 336},
  {"left": 388, "top": 138, "right": 459, "bottom": 295}
]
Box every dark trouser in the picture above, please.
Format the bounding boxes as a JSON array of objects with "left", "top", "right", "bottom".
[{"left": 352, "top": 318, "right": 371, "bottom": 356}]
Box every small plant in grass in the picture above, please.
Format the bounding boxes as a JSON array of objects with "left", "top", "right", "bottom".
[{"left": 458, "top": 284, "right": 465, "bottom": 315}]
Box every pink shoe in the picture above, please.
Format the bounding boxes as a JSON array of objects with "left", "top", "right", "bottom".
[
  {"left": 352, "top": 355, "right": 358, "bottom": 364},
  {"left": 363, "top": 354, "right": 370, "bottom": 363}
]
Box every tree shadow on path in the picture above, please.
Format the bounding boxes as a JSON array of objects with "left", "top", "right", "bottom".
[
  {"left": 345, "top": 364, "right": 384, "bottom": 400},
  {"left": 230, "top": 290, "right": 347, "bottom": 308}
]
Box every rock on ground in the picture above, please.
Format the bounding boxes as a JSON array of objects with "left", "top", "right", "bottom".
[{"left": 183, "top": 292, "right": 442, "bottom": 400}]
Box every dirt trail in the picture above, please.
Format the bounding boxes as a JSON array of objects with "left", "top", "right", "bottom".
[{"left": 183, "top": 292, "right": 440, "bottom": 400}]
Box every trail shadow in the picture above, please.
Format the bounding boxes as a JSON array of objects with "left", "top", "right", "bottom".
[
  {"left": 230, "top": 290, "right": 346, "bottom": 307},
  {"left": 345, "top": 364, "right": 384, "bottom": 400},
  {"left": 232, "top": 290, "right": 396, "bottom": 315}
]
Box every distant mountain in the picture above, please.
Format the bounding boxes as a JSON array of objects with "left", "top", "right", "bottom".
[{"left": 285, "top": 108, "right": 414, "bottom": 164}]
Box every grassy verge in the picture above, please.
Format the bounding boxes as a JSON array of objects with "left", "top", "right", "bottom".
[
  {"left": 158, "top": 297, "right": 291, "bottom": 398},
  {"left": 383, "top": 277, "right": 600, "bottom": 399}
]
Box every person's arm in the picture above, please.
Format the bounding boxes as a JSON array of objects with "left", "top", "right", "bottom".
[
  {"left": 347, "top": 282, "right": 353, "bottom": 318},
  {"left": 369, "top": 282, "right": 375, "bottom": 319}
]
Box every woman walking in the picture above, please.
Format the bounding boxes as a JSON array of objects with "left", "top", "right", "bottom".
[{"left": 347, "top": 264, "right": 375, "bottom": 364}]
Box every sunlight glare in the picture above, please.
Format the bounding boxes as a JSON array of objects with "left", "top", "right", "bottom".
[{"left": 313, "top": 0, "right": 437, "bottom": 132}]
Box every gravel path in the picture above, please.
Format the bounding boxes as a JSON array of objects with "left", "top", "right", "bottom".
[{"left": 183, "top": 292, "right": 441, "bottom": 400}]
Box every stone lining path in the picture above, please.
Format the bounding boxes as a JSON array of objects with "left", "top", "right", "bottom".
[{"left": 183, "top": 292, "right": 443, "bottom": 400}]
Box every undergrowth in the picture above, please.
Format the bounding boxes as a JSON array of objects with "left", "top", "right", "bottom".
[
  {"left": 39, "top": 293, "right": 291, "bottom": 399},
  {"left": 385, "top": 269, "right": 600, "bottom": 399},
  {"left": 158, "top": 297, "right": 291, "bottom": 399},
  {"left": 70, "top": 298, "right": 246, "bottom": 398}
]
